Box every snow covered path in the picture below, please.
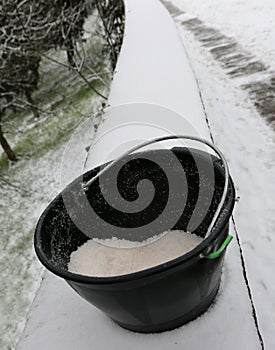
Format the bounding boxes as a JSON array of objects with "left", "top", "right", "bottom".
[
  {"left": 171, "top": 0, "right": 275, "bottom": 69},
  {"left": 17, "top": 0, "right": 274, "bottom": 349},
  {"left": 164, "top": 0, "right": 275, "bottom": 130},
  {"left": 165, "top": 0, "right": 275, "bottom": 348}
]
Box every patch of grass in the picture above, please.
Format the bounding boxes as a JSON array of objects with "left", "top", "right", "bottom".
[
  {"left": 0, "top": 155, "right": 9, "bottom": 171},
  {"left": 9, "top": 230, "right": 33, "bottom": 255},
  {"left": 0, "top": 37, "right": 110, "bottom": 174},
  {"left": 0, "top": 18, "right": 111, "bottom": 350}
]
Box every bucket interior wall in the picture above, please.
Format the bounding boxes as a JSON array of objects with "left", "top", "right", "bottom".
[{"left": 36, "top": 148, "right": 235, "bottom": 273}]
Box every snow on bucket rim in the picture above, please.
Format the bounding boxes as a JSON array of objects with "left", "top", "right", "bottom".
[{"left": 34, "top": 147, "right": 236, "bottom": 284}]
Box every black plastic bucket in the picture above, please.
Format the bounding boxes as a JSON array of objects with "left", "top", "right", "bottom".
[{"left": 34, "top": 147, "right": 235, "bottom": 333}]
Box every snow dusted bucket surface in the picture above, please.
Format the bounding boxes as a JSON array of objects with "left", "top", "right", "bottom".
[
  {"left": 33, "top": 145, "right": 235, "bottom": 333},
  {"left": 68, "top": 231, "right": 203, "bottom": 277}
]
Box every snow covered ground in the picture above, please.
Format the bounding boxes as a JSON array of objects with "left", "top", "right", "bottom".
[
  {"left": 168, "top": 0, "right": 275, "bottom": 347},
  {"left": 0, "top": 100, "right": 102, "bottom": 350},
  {"left": 0, "top": 17, "right": 107, "bottom": 350},
  {"left": 172, "top": 0, "right": 275, "bottom": 68},
  {"left": 0, "top": 146, "right": 60, "bottom": 350},
  {"left": 14, "top": 0, "right": 275, "bottom": 349}
]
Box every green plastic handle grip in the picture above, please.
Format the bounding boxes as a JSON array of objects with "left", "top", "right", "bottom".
[{"left": 207, "top": 235, "right": 233, "bottom": 259}]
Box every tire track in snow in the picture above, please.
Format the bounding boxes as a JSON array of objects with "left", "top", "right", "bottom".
[
  {"left": 182, "top": 18, "right": 267, "bottom": 78},
  {"left": 180, "top": 18, "right": 274, "bottom": 130},
  {"left": 162, "top": 0, "right": 183, "bottom": 16},
  {"left": 162, "top": 1, "right": 275, "bottom": 130}
]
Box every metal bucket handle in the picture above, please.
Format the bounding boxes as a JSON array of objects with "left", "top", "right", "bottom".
[{"left": 82, "top": 135, "right": 231, "bottom": 255}]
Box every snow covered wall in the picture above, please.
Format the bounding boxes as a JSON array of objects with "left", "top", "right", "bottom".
[{"left": 85, "top": 0, "right": 211, "bottom": 170}]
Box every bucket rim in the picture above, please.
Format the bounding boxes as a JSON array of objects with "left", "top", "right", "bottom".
[{"left": 34, "top": 148, "right": 236, "bottom": 285}]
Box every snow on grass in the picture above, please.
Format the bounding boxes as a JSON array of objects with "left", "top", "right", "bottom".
[{"left": 0, "top": 19, "right": 109, "bottom": 350}]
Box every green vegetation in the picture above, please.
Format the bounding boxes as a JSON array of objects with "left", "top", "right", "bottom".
[
  {"left": 0, "top": 41, "right": 109, "bottom": 172},
  {"left": 0, "top": 27, "right": 110, "bottom": 350}
]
